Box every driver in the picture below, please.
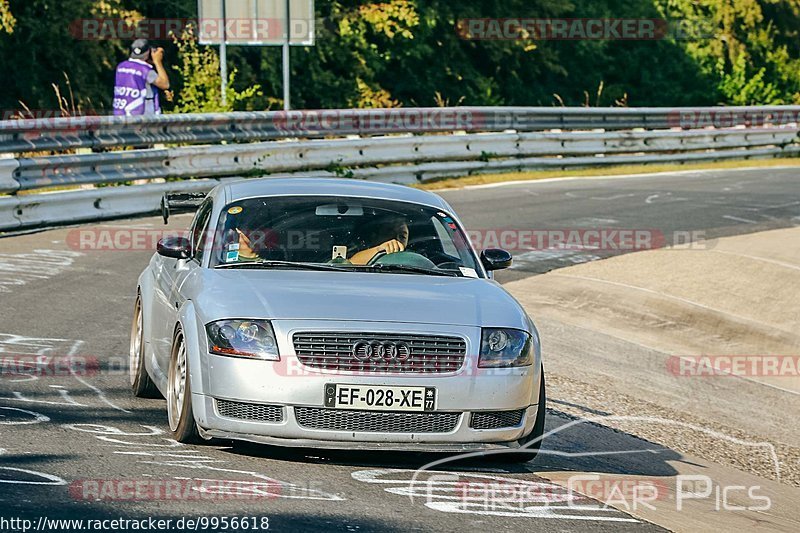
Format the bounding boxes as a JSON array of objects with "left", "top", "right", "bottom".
[{"left": 349, "top": 216, "right": 409, "bottom": 265}]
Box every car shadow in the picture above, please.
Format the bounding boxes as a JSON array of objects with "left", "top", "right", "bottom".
[{"left": 222, "top": 407, "right": 684, "bottom": 478}]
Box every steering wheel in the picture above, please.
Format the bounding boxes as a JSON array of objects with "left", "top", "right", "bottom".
[
  {"left": 367, "top": 250, "right": 439, "bottom": 269},
  {"left": 366, "top": 250, "right": 388, "bottom": 265}
]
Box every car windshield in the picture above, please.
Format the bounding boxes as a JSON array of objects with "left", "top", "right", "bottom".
[{"left": 208, "top": 195, "right": 482, "bottom": 276}]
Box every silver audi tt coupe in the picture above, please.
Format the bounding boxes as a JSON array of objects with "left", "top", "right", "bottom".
[{"left": 130, "top": 178, "right": 545, "bottom": 459}]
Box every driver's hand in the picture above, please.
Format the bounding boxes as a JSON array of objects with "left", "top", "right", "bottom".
[
  {"left": 377, "top": 239, "right": 405, "bottom": 255},
  {"left": 236, "top": 229, "right": 258, "bottom": 260}
]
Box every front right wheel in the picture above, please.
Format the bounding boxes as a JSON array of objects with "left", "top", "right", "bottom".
[{"left": 130, "top": 295, "right": 160, "bottom": 398}]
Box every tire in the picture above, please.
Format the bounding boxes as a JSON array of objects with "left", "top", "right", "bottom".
[
  {"left": 130, "top": 295, "right": 161, "bottom": 398},
  {"left": 167, "top": 328, "right": 200, "bottom": 443},
  {"left": 492, "top": 368, "right": 547, "bottom": 463}
]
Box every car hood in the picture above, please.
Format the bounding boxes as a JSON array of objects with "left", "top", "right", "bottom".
[{"left": 191, "top": 270, "right": 530, "bottom": 328}]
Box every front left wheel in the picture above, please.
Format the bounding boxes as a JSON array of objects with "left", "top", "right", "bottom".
[
  {"left": 490, "top": 368, "right": 547, "bottom": 463},
  {"left": 167, "top": 328, "right": 200, "bottom": 443}
]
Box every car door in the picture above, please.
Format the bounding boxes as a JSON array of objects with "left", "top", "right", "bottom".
[{"left": 152, "top": 200, "right": 213, "bottom": 372}]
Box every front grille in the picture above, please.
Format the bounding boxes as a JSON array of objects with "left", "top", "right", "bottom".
[
  {"left": 295, "top": 407, "right": 461, "bottom": 433},
  {"left": 293, "top": 332, "right": 466, "bottom": 374},
  {"left": 215, "top": 399, "right": 284, "bottom": 423},
  {"left": 470, "top": 409, "right": 525, "bottom": 430}
]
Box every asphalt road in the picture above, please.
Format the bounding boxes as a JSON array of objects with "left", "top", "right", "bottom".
[
  {"left": 0, "top": 166, "right": 798, "bottom": 532},
  {"left": 449, "top": 166, "right": 800, "bottom": 282}
]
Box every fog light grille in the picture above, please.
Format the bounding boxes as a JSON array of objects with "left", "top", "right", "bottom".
[
  {"left": 295, "top": 407, "right": 460, "bottom": 433},
  {"left": 470, "top": 409, "right": 525, "bottom": 430},
  {"left": 215, "top": 399, "right": 284, "bottom": 423}
]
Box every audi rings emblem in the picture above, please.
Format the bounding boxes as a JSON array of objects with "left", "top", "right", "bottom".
[{"left": 352, "top": 340, "right": 412, "bottom": 362}]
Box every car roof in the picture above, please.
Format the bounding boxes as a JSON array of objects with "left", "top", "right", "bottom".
[{"left": 214, "top": 178, "right": 453, "bottom": 211}]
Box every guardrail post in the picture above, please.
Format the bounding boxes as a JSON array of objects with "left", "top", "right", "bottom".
[{"left": 0, "top": 159, "right": 21, "bottom": 194}]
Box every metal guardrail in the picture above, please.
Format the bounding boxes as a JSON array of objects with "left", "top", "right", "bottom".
[
  {"left": 1, "top": 106, "right": 799, "bottom": 231},
  {"left": 3, "top": 106, "right": 800, "bottom": 154}
]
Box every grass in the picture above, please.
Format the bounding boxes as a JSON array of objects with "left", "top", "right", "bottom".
[{"left": 416, "top": 157, "right": 800, "bottom": 190}]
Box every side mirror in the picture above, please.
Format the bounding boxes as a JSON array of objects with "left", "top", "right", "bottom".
[
  {"left": 481, "top": 248, "right": 513, "bottom": 271},
  {"left": 157, "top": 236, "right": 191, "bottom": 259}
]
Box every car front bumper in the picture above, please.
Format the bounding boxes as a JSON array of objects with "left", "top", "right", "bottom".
[
  {"left": 190, "top": 320, "right": 542, "bottom": 450},
  {"left": 194, "top": 395, "right": 542, "bottom": 451}
]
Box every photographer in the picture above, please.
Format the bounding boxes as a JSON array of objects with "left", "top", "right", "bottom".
[{"left": 112, "top": 39, "right": 170, "bottom": 116}]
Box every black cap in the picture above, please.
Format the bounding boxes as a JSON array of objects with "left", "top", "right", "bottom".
[{"left": 130, "top": 39, "right": 151, "bottom": 59}]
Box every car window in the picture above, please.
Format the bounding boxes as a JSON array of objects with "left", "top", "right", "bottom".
[
  {"left": 431, "top": 216, "right": 460, "bottom": 257},
  {"left": 191, "top": 200, "right": 213, "bottom": 261},
  {"left": 210, "top": 196, "right": 482, "bottom": 276}
]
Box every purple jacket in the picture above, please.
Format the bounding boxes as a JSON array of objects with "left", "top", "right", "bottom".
[{"left": 113, "top": 59, "right": 161, "bottom": 116}]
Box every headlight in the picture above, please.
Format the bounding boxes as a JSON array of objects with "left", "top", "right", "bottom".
[
  {"left": 478, "top": 328, "right": 533, "bottom": 368},
  {"left": 206, "top": 320, "right": 279, "bottom": 360}
]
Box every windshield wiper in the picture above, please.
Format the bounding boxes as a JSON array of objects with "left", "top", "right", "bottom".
[
  {"left": 361, "top": 264, "right": 461, "bottom": 277},
  {"left": 215, "top": 260, "right": 354, "bottom": 272}
]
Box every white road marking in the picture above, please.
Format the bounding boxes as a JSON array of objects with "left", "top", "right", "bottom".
[
  {"left": 62, "top": 422, "right": 345, "bottom": 502},
  {"left": 550, "top": 273, "right": 794, "bottom": 336},
  {"left": 766, "top": 200, "right": 800, "bottom": 209},
  {"left": 722, "top": 215, "right": 757, "bottom": 224},
  {"left": 459, "top": 165, "right": 800, "bottom": 191},
  {"left": 63, "top": 424, "right": 163, "bottom": 436},
  {"left": 0, "top": 333, "right": 130, "bottom": 413},
  {"left": 424, "top": 501, "right": 637, "bottom": 521},
  {"left": 708, "top": 249, "right": 800, "bottom": 271},
  {"left": 352, "top": 469, "right": 636, "bottom": 523},
  {"left": 8, "top": 390, "right": 87, "bottom": 407},
  {"left": 570, "top": 217, "right": 619, "bottom": 225},
  {"left": 0, "top": 250, "right": 83, "bottom": 293},
  {"left": 0, "top": 406, "right": 50, "bottom": 425},
  {"left": 511, "top": 249, "right": 602, "bottom": 269},
  {"left": 0, "top": 334, "right": 82, "bottom": 356},
  {"left": 139, "top": 460, "right": 344, "bottom": 501},
  {"left": 645, "top": 194, "right": 659, "bottom": 204},
  {"left": 96, "top": 436, "right": 182, "bottom": 447},
  {"left": 0, "top": 467, "right": 67, "bottom": 485},
  {"left": 413, "top": 416, "right": 781, "bottom": 483},
  {"left": 590, "top": 193, "right": 637, "bottom": 201}
]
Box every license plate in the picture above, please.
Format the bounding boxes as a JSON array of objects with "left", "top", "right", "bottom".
[{"left": 324, "top": 384, "right": 436, "bottom": 412}]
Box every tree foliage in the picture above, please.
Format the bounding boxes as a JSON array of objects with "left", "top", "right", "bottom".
[
  {"left": 1, "top": 0, "right": 800, "bottom": 113},
  {"left": 0, "top": 0, "right": 15, "bottom": 34},
  {"left": 169, "top": 27, "right": 262, "bottom": 113}
]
